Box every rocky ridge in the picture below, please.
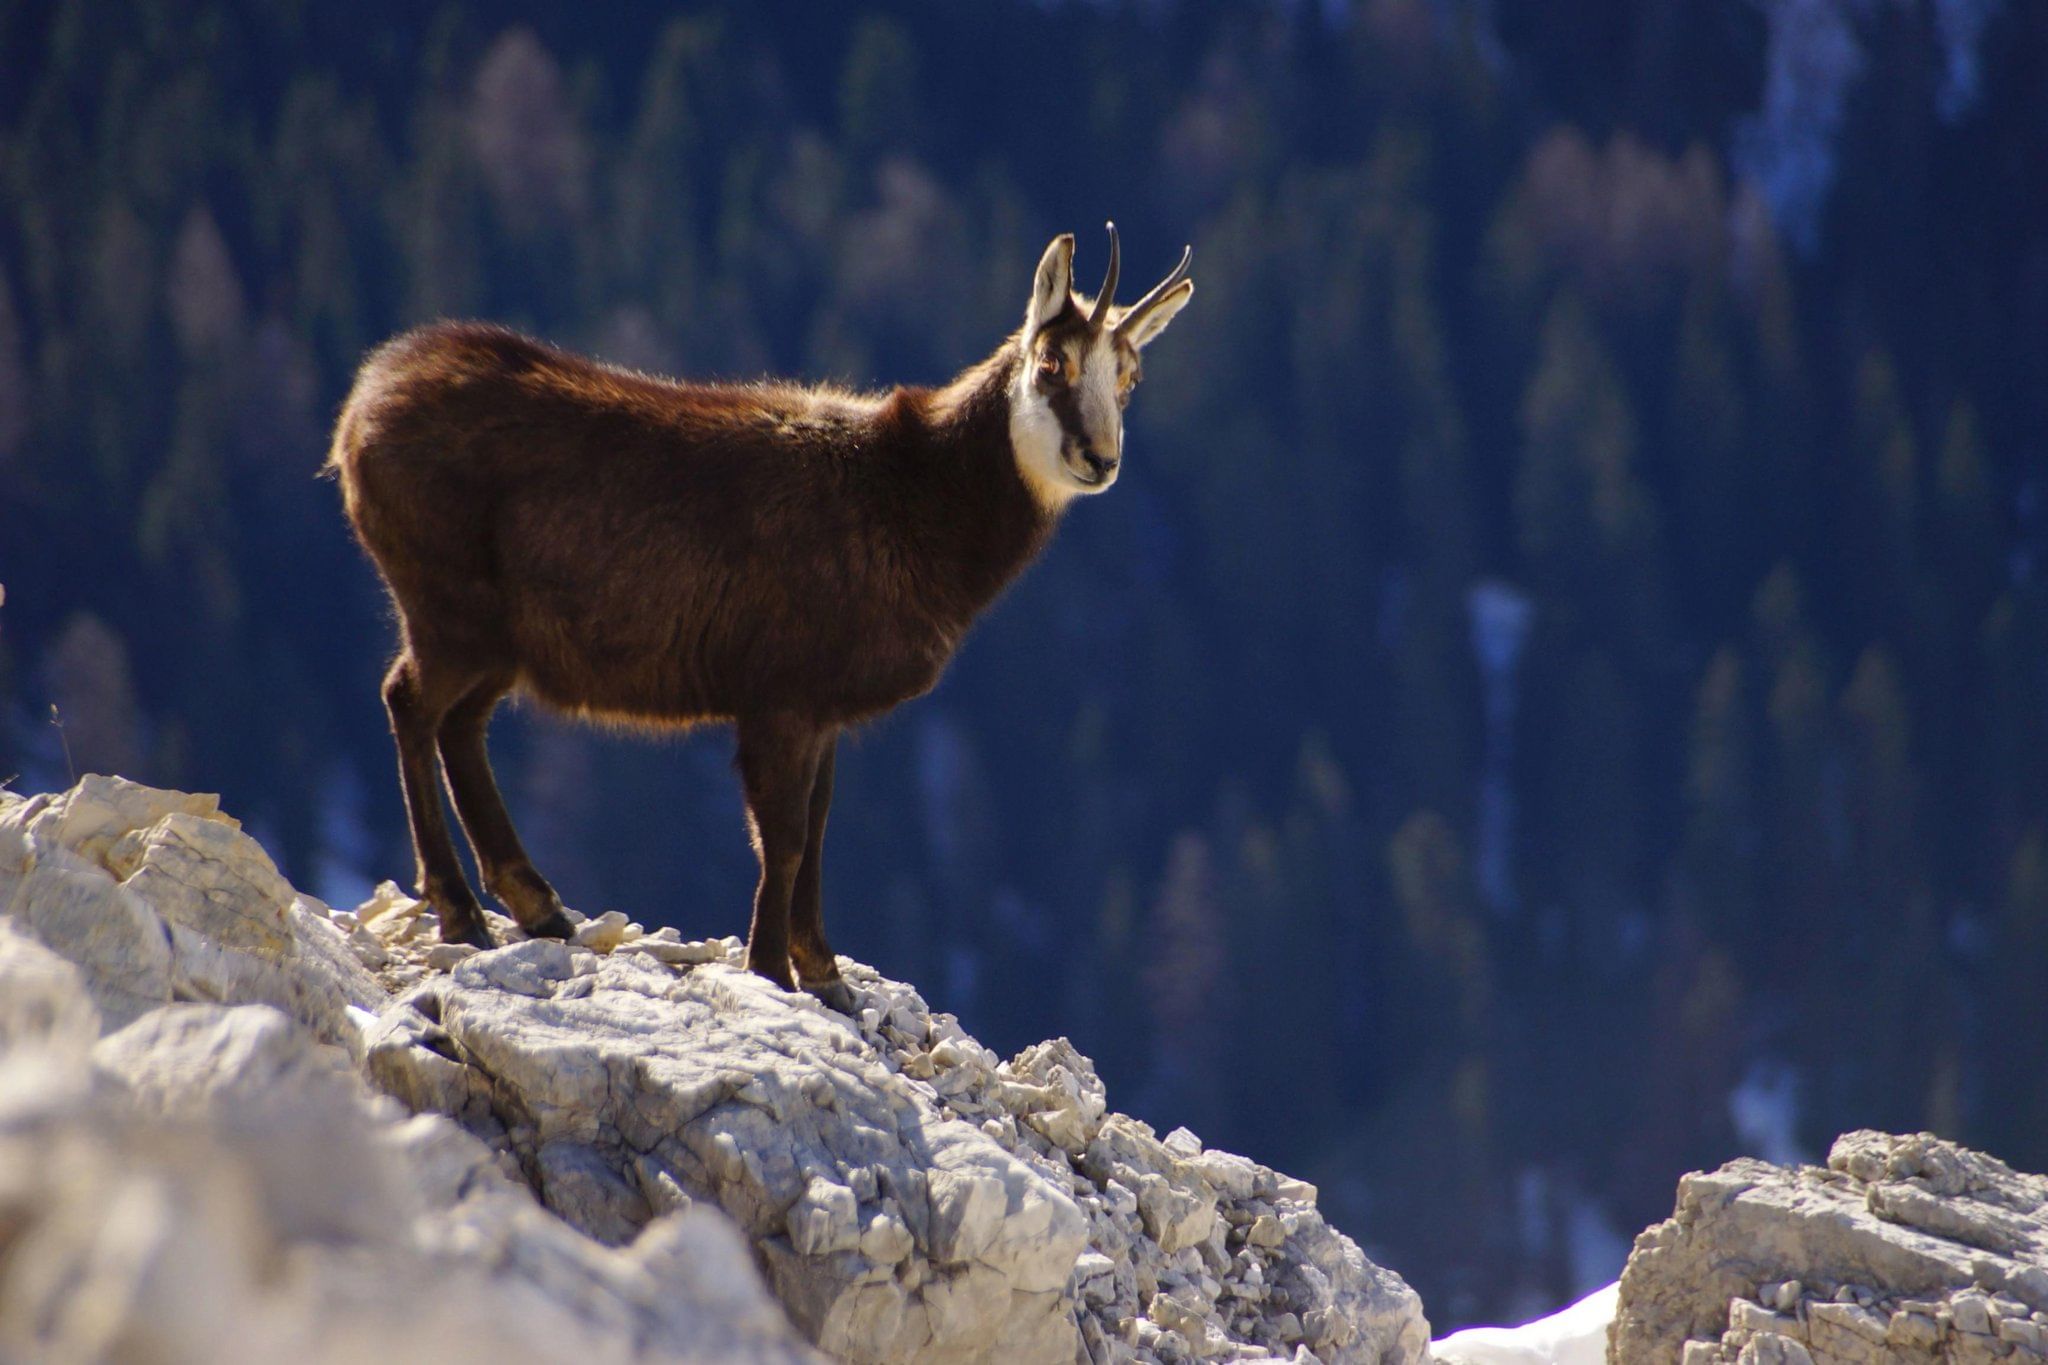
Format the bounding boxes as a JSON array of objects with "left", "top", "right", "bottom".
[
  {"left": 1611, "top": 1130, "right": 2048, "bottom": 1365},
  {"left": 0, "top": 776, "right": 1430, "bottom": 1365}
]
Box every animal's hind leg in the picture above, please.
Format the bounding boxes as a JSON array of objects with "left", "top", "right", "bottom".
[
  {"left": 383, "top": 651, "right": 493, "bottom": 950},
  {"left": 789, "top": 737, "right": 856, "bottom": 1013},
  {"left": 438, "top": 680, "right": 575, "bottom": 941},
  {"left": 736, "top": 715, "right": 827, "bottom": 993}
]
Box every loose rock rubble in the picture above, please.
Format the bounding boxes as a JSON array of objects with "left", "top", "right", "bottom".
[
  {"left": 1612, "top": 1131, "right": 2048, "bottom": 1365},
  {"left": 820, "top": 962, "right": 1425, "bottom": 1365},
  {"left": 1, "top": 776, "right": 1431, "bottom": 1365},
  {"left": 361, "top": 896, "right": 1431, "bottom": 1362}
]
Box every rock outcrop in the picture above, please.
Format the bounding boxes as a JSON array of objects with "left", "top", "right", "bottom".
[
  {"left": 1611, "top": 1131, "right": 2048, "bottom": 1365},
  {"left": 0, "top": 776, "right": 1431, "bottom": 1365}
]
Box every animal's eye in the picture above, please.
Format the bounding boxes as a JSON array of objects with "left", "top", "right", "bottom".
[{"left": 1038, "top": 350, "right": 1064, "bottom": 382}]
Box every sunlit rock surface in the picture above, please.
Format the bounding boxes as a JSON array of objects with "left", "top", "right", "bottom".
[
  {"left": 1611, "top": 1131, "right": 2048, "bottom": 1365},
  {"left": 0, "top": 776, "right": 1432, "bottom": 1364},
  {"left": 0, "top": 920, "right": 817, "bottom": 1365}
]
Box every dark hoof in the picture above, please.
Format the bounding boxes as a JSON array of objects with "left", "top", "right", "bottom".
[
  {"left": 743, "top": 954, "right": 798, "bottom": 992},
  {"left": 804, "top": 977, "right": 860, "bottom": 1014},
  {"left": 441, "top": 916, "right": 496, "bottom": 951},
  {"left": 524, "top": 910, "right": 577, "bottom": 941}
]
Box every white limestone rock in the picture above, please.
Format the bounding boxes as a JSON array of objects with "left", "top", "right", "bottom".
[
  {"left": 0, "top": 777, "right": 383, "bottom": 1041},
  {"left": 0, "top": 951, "right": 816, "bottom": 1362},
  {"left": 1, "top": 778, "right": 1434, "bottom": 1365},
  {"left": 367, "top": 941, "right": 1092, "bottom": 1363},
  {"left": 345, "top": 861, "right": 1431, "bottom": 1363},
  {"left": 1612, "top": 1131, "right": 2048, "bottom": 1365}
]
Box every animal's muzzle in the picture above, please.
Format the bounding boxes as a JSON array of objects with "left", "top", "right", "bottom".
[{"left": 1077, "top": 448, "right": 1119, "bottom": 483}]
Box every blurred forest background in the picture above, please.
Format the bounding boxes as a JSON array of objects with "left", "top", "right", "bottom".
[{"left": 2, "top": 0, "right": 2046, "bottom": 1329}]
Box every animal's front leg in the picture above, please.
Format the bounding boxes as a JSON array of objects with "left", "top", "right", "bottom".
[{"left": 736, "top": 715, "right": 826, "bottom": 992}]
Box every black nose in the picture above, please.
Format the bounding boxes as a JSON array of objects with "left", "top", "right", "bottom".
[{"left": 1081, "top": 448, "right": 1118, "bottom": 479}]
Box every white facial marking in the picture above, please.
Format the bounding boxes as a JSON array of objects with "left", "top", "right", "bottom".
[
  {"left": 1010, "top": 320, "right": 1125, "bottom": 511},
  {"left": 1009, "top": 355, "right": 1076, "bottom": 510},
  {"left": 1079, "top": 331, "right": 1121, "bottom": 473}
]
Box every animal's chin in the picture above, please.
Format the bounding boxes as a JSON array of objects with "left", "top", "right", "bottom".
[{"left": 1062, "top": 462, "right": 1116, "bottom": 492}]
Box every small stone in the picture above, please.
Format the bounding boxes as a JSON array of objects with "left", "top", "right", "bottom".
[
  {"left": 1189, "top": 1152, "right": 1261, "bottom": 1202},
  {"left": 1683, "top": 1340, "right": 1725, "bottom": 1365},
  {"left": 614, "top": 938, "right": 719, "bottom": 966},
  {"left": 356, "top": 880, "right": 419, "bottom": 925},
  {"left": 857, "top": 1211, "right": 913, "bottom": 1264},
  {"left": 1247, "top": 1214, "right": 1287, "bottom": 1248},
  {"left": 1888, "top": 1309, "right": 1941, "bottom": 1349},
  {"left": 1809, "top": 1300, "right": 1887, "bottom": 1345},
  {"left": 1998, "top": 1318, "right": 2046, "bottom": 1352},
  {"left": 1954, "top": 1291, "right": 1996, "bottom": 1336},
  {"left": 1736, "top": 1332, "right": 1813, "bottom": 1365},
  {"left": 1730, "top": 1300, "right": 1800, "bottom": 1337},
  {"left": 572, "top": 910, "right": 634, "bottom": 952},
  {"left": 2012, "top": 1267, "right": 2048, "bottom": 1309},
  {"left": 423, "top": 942, "right": 478, "bottom": 972},
  {"left": 1304, "top": 1304, "right": 1355, "bottom": 1351},
  {"left": 1138, "top": 1173, "right": 1217, "bottom": 1253}
]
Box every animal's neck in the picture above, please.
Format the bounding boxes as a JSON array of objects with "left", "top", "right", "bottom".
[{"left": 893, "top": 341, "right": 1059, "bottom": 622}]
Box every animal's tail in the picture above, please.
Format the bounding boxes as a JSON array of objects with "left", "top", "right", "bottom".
[{"left": 319, "top": 389, "right": 363, "bottom": 483}]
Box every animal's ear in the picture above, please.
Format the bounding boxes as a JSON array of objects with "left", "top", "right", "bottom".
[
  {"left": 1120, "top": 278, "right": 1194, "bottom": 350},
  {"left": 1025, "top": 234, "right": 1076, "bottom": 337}
]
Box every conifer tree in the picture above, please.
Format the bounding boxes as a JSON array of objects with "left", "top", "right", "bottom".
[
  {"left": 0, "top": 268, "right": 24, "bottom": 466},
  {"left": 1673, "top": 646, "right": 1757, "bottom": 945},
  {"left": 1515, "top": 291, "right": 1664, "bottom": 650}
]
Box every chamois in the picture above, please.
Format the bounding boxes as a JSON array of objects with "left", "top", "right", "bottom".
[{"left": 329, "top": 225, "right": 1194, "bottom": 1010}]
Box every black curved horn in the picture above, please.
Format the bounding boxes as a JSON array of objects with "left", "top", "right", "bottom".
[
  {"left": 1089, "top": 221, "right": 1121, "bottom": 329},
  {"left": 1114, "top": 243, "right": 1193, "bottom": 337}
]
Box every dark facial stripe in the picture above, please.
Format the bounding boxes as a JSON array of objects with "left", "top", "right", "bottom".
[{"left": 1046, "top": 377, "right": 1088, "bottom": 449}]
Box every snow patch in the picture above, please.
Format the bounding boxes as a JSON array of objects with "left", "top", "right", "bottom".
[{"left": 1433, "top": 1281, "right": 1618, "bottom": 1365}]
